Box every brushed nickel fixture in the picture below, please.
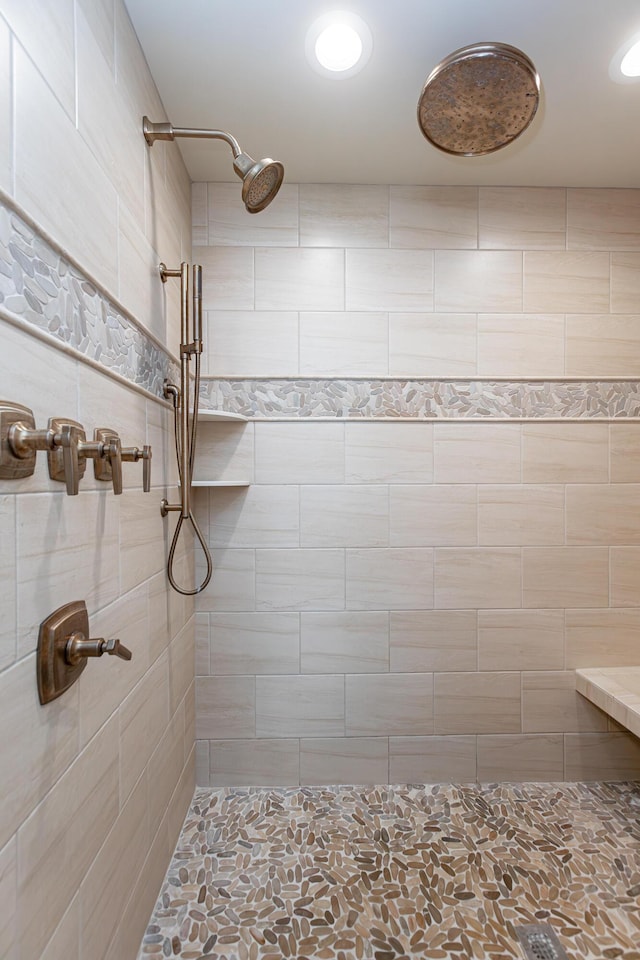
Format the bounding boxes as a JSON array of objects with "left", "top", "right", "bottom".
[
  {"left": 0, "top": 402, "right": 151, "bottom": 495},
  {"left": 417, "top": 42, "right": 540, "bottom": 156},
  {"left": 47, "top": 418, "right": 123, "bottom": 495},
  {"left": 143, "top": 117, "right": 284, "bottom": 213},
  {"left": 157, "top": 262, "right": 212, "bottom": 595},
  {"left": 144, "top": 117, "right": 284, "bottom": 592},
  {"left": 94, "top": 427, "right": 152, "bottom": 492},
  {"left": 37, "top": 600, "right": 132, "bottom": 705}
]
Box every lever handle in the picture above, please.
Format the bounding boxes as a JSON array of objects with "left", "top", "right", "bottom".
[
  {"left": 60, "top": 423, "right": 80, "bottom": 496},
  {"left": 65, "top": 631, "right": 132, "bottom": 665},
  {"left": 106, "top": 437, "right": 122, "bottom": 495},
  {"left": 121, "top": 443, "right": 153, "bottom": 492},
  {"left": 102, "top": 637, "right": 132, "bottom": 660},
  {"left": 142, "top": 444, "right": 152, "bottom": 493}
]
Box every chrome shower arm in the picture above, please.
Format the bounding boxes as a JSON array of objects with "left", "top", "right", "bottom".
[{"left": 143, "top": 117, "right": 241, "bottom": 157}]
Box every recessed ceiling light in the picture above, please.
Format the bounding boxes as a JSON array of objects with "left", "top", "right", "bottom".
[
  {"left": 305, "top": 12, "right": 372, "bottom": 79},
  {"left": 610, "top": 31, "right": 640, "bottom": 82},
  {"left": 621, "top": 39, "right": 640, "bottom": 76}
]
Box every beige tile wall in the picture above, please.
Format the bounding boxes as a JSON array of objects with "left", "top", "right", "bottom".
[
  {"left": 194, "top": 182, "right": 640, "bottom": 788},
  {"left": 0, "top": 2, "right": 194, "bottom": 959},
  {"left": 194, "top": 183, "right": 640, "bottom": 378}
]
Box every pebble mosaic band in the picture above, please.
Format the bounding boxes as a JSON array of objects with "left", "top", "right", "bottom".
[
  {"left": 0, "top": 197, "right": 179, "bottom": 401},
  {"left": 201, "top": 377, "right": 640, "bottom": 420},
  {"left": 139, "top": 780, "right": 640, "bottom": 960},
  {"left": 2, "top": 195, "right": 639, "bottom": 420}
]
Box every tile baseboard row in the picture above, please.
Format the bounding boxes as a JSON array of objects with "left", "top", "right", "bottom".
[
  {"left": 0, "top": 191, "right": 180, "bottom": 404},
  {"left": 201, "top": 377, "right": 640, "bottom": 421}
]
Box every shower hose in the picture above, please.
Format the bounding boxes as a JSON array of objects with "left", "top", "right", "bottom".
[{"left": 165, "top": 353, "right": 213, "bottom": 596}]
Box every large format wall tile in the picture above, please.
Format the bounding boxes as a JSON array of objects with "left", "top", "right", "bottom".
[
  {"left": 208, "top": 182, "right": 299, "bottom": 246},
  {"left": 15, "top": 46, "right": 119, "bottom": 292},
  {"left": 477, "top": 610, "right": 564, "bottom": 671},
  {"left": 301, "top": 485, "right": 388, "bottom": 548},
  {"left": 17, "top": 716, "right": 119, "bottom": 959},
  {"left": 346, "top": 249, "right": 434, "bottom": 311},
  {"left": 300, "top": 184, "right": 389, "bottom": 248},
  {"left": 0, "top": 19, "right": 10, "bottom": 194},
  {"left": 300, "top": 312, "right": 389, "bottom": 376},
  {"left": 522, "top": 671, "right": 608, "bottom": 733},
  {"left": 346, "top": 673, "right": 433, "bottom": 736},
  {"left": 256, "top": 248, "right": 344, "bottom": 310},
  {"left": 256, "top": 675, "right": 345, "bottom": 737},
  {"left": 566, "top": 314, "right": 640, "bottom": 376},
  {"left": 345, "top": 423, "right": 433, "bottom": 483},
  {"left": 389, "top": 736, "right": 477, "bottom": 782},
  {"left": 255, "top": 423, "right": 345, "bottom": 484},
  {"left": 523, "top": 252, "right": 609, "bottom": 312},
  {"left": 476, "top": 734, "right": 564, "bottom": 781},
  {"left": 208, "top": 739, "right": 300, "bottom": 787},
  {"left": 434, "top": 672, "right": 521, "bottom": 735},
  {"left": 522, "top": 424, "right": 609, "bottom": 482},
  {"left": 389, "top": 313, "right": 477, "bottom": 376},
  {"left": 611, "top": 252, "right": 640, "bottom": 312},
  {"left": 390, "top": 610, "right": 477, "bottom": 673},
  {"left": 346, "top": 548, "right": 434, "bottom": 610},
  {"left": 435, "top": 251, "right": 522, "bottom": 312},
  {"left": 433, "top": 424, "right": 521, "bottom": 483},
  {"left": 206, "top": 311, "right": 299, "bottom": 375},
  {"left": 523, "top": 547, "right": 609, "bottom": 607},
  {"left": 478, "top": 484, "right": 564, "bottom": 545},
  {"left": 390, "top": 485, "right": 477, "bottom": 546},
  {"left": 479, "top": 187, "right": 566, "bottom": 250},
  {"left": 389, "top": 186, "right": 478, "bottom": 249},
  {"left": 477, "top": 314, "right": 565, "bottom": 377},
  {"left": 434, "top": 548, "right": 522, "bottom": 609},
  {"left": 256, "top": 549, "right": 345, "bottom": 611},
  {"left": 301, "top": 612, "right": 389, "bottom": 674},
  {"left": 300, "top": 738, "right": 389, "bottom": 784},
  {"left": 567, "top": 188, "right": 640, "bottom": 250},
  {"left": 209, "top": 613, "right": 300, "bottom": 675}
]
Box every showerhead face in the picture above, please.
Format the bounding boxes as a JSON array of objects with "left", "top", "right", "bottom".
[
  {"left": 241, "top": 158, "right": 285, "bottom": 213},
  {"left": 418, "top": 42, "right": 540, "bottom": 156}
]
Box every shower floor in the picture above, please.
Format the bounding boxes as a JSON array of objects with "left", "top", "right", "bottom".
[{"left": 139, "top": 781, "right": 640, "bottom": 960}]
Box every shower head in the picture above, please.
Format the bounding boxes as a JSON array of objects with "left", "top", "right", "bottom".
[
  {"left": 143, "top": 117, "right": 284, "bottom": 213},
  {"left": 417, "top": 42, "right": 540, "bottom": 156},
  {"left": 232, "top": 153, "right": 285, "bottom": 214}
]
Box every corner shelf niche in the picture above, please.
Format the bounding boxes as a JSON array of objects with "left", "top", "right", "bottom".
[
  {"left": 194, "top": 408, "right": 251, "bottom": 487},
  {"left": 197, "top": 410, "right": 248, "bottom": 423}
]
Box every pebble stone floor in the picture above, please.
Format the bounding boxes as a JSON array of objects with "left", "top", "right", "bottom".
[{"left": 139, "top": 782, "right": 640, "bottom": 960}]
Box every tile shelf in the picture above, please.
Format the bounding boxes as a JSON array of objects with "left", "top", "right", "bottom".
[
  {"left": 576, "top": 667, "right": 640, "bottom": 740},
  {"left": 191, "top": 480, "right": 250, "bottom": 487},
  {"left": 194, "top": 409, "right": 250, "bottom": 485},
  {"left": 197, "top": 410, "right": 248, "bottom": 423}
]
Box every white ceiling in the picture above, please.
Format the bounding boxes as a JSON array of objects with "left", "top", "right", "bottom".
[{"left": 124, "top": 0, "right": 640, "bottom": 187}]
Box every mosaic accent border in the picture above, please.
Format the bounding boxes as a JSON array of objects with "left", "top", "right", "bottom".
[
  {"left": 201, "top": 377, "right": 640, "bottom": 420},
  {"left": 0, "top": 197, "right": 179, "bottom": 400}
]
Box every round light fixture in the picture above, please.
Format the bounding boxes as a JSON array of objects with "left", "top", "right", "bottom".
[
  {"left": 621, "top": 39, "right": 640, "bottom": 76},
  {"left": 305, "top": 12, "right": 372, "bottom": 79},
  {"left": 609, "top": 31, "right": 640, "bottom": 82}
]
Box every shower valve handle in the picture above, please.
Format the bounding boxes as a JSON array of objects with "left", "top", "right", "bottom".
[
  {"left": 65, "top": 631, "right": 132, "bottom": 665},
  {"left": 60, "top": 423, "right": 81, "bottom": 496},
  {"left": 121, "top": 444, "right": 152, "bottom": 492},
  {"left": 105, "top": 437, "right": 123, "bottom": 495}
]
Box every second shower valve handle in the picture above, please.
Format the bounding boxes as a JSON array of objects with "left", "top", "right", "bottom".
[{"left": 4, "top": 408, "right": 151, "bottom": 495}]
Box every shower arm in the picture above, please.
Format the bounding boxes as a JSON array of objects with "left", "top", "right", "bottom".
[{"left": 142, "top": 118, "right": 258, "bottom": 178}]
